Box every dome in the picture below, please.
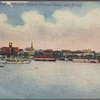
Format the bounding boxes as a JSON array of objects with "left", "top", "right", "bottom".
[{"left": 25, "top": 47, "right": 35, "bottom": 51}]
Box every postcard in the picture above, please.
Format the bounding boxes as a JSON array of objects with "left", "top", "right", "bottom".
[{"left": 0, "top": 1, "right": 100, "bottom": 99}]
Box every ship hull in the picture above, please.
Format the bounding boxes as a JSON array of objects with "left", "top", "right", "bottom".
[
  {"left": 34, "top": 56, "right": 56, "bottom": 61},
  {"left": 5, "top": 61, "right": 31, "bottom": 64}
]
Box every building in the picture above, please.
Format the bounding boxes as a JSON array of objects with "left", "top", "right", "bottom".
[
  {"left": 73, "top": 51, "right": 83, "bottom": 56},
  {"left": 43, "top": 50, "right": 52, "bottom": 56},
  {"left": 53, "top": 51, "right": 61, "bottom": 55},
  {"left": 18, "top": 49, "right": 24, "bottom": 55},
  {"left": 1, "top": 42, "right": 19, "bottom": 57},
  {"left": 95, "top": 52, "right": 100, "bottom": 58},
  {"left": 46, "top": 49, "right": 53, "bottom": 52},
  {"left": 24, "top": 42, "right": 35, "bottom": 55},
  {"left": 62, "top": 50, "right": 73, "bottom": 57},
  {"left": 82, "top": 49, "right": 91, "bottom": 53},
  {"left": 38, "top": 49, "right": 44, "bottom": 52},
  {"left": 82, "top": 49, "right": 95, "bottom": 56},
  {"left": 19, "top": 49, "right": 24, "bottom": 52}
]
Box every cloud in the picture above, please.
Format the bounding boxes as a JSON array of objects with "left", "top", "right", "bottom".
[
  {"left": 21, "top": 11, "right": 45, "bottom": 26},
  {"left": 51, "top": 9, "right": 100, "bottom": 50},
  {"left": 0, "top": 8, "right": 100, "bottom": 51},
  {"left": 53, "top": 9, "right": 100, "bottom": 28}
]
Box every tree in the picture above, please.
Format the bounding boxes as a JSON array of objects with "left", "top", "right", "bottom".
[
  {"left": 34, "top": 51, "right": 43, "bottom": 56},
  {"left": 19, "top": 53, "right": 23, "bottom": 57},
  {"left": 52, "top": 52, "right": 61, "bottom": 58},
  {"left": 73, "top": 55, "right": 79, "bottom": 58},
  {"left": 13, "top": 53, "right": 18, "bottom": 58},
  {"left": 80, "top": 55, "right": 84, "bottom": 58},
  {"left": 97, "top": 56, "right": 100, "bottom": 60},
  {"left": 66, "top": 55, "right": 73, "bottom": 58},
  {"left": 23, "top": 52, "right": 30, "bottom": 59},
  {"left": 34, "top": 51, "right": 38, "bottom": 56},
  {"left": 39, "top": 52, "right": 43, "bottom": 56}
]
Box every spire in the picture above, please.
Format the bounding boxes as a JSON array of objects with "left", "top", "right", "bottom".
[{"left": 31, "top": 42, "right": 33, "bottom": 48}]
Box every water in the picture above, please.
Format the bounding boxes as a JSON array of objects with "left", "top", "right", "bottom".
[{"left": 0, "top": 60, "right": 100, "bottom": 99}]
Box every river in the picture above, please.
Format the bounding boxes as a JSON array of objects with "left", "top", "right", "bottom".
[{"left": 0, "top": 60, "right": 100, "bottom": 99}]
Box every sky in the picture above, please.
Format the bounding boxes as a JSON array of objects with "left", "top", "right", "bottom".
[{"left": 0, "top": 1, "right": 100, "bottom": 51}]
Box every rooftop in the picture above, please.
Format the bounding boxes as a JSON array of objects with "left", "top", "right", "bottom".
[{"left": 25, "top": 47, "right": 35, "bottom": 51}]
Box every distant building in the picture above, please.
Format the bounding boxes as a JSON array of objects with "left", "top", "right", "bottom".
[
  {"left": 54, "top": 51, "right": 61, "bottom": 54},
  {"left": 24, "top": 42, "right": 35, "bottom": 55},
  {"left": 46, "top": 49, "right": 53, "bottom": 52},
  {"left": 19, "top": 49, "right": 24, "bottom": 54},
  {"left": 82, "top": 49, "right": 91, "bottom": 53},
  {"left": 38, "top": 49, "right": 44, "bottom": 52},
  {"left": 73, "top": 51, "right": 83, "bottom": 56},
  {"left": 73, "top": 49, "right": 95, "bottom": 57},
  {"left": 43, "top": 50, "right": 52, "bottom": 56},
  {"left": 52, "top": 51, "right": 61, "bottom": 58},
  {"left": 0, "top": 48, "right": 2, "bottom": 54},
  {"left": 95, "top": 52, "right": 100, "bottom": 58},
  {"left": 1, "top": 42, "right": 18, "bottom": 57},
  {"left": 82, "top": 49, "right": 95, "bottom": 57},
  {"left": 19, "top": 49, "right": 24, "bottom": 52},
  {"left": 62, "top": 50, "right": 73, "bottom": 57}
]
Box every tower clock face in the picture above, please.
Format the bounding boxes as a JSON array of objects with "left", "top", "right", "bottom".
[{"left": 9, "top": 43, "right": 12, "bottom": 47}]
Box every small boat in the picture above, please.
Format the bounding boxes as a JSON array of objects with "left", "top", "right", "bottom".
[
  {"left": 58, "top": 57, "right": 65, "bottom": 61},
  {"left": 35, "top": 67, "right": 39, "bottom": 69},
  {"left": 0, "top": 66, "right": 4, "bottom": 67}
]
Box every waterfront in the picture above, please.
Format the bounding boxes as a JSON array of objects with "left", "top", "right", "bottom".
[{"left": 0, "top": 60, "right": 100, "bottom": 99}]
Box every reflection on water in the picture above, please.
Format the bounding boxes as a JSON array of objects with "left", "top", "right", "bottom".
[{"left": 0, "top": 60, "right": 100, "bottom": 99}]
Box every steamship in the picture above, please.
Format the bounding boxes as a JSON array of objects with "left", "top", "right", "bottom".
[{"left": 34, "top": 56, "right": 56, "bottom": 61}]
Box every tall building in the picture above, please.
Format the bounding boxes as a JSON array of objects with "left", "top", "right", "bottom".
[{"left": 1, "top": 42, "right": 19, "bottom": 57}]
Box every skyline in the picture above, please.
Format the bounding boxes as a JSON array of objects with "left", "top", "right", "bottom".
[{"left": 0, "top": 1, "right": 100, "bottom": 51}]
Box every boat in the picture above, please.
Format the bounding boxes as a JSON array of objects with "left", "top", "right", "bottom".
[
  {"left": 73, "top": 58, "right": 99, "bottom": 63},
  {"left": 35, "top": 67, "right": 39, "bottom": 69},
  {"left": 58, "top": 57, "right": 65, "bottom": 61},
  {"left": 0, "top": 66, "right": 4, "bottom": 67},
  {"left": 66, "top": 57, "right": 73, "bottom": 61},
  {"left": 5, "top": 58, "right": 31, "bottom": 64},
  {"left": 0, "top": 59, "right": 5, "bottom": 67},
  {"left": 0, "top": 59, "right": 6, "bottom": 64},
  {"left": 34, "top": 56, "right": 56, "bottom": 61}
]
